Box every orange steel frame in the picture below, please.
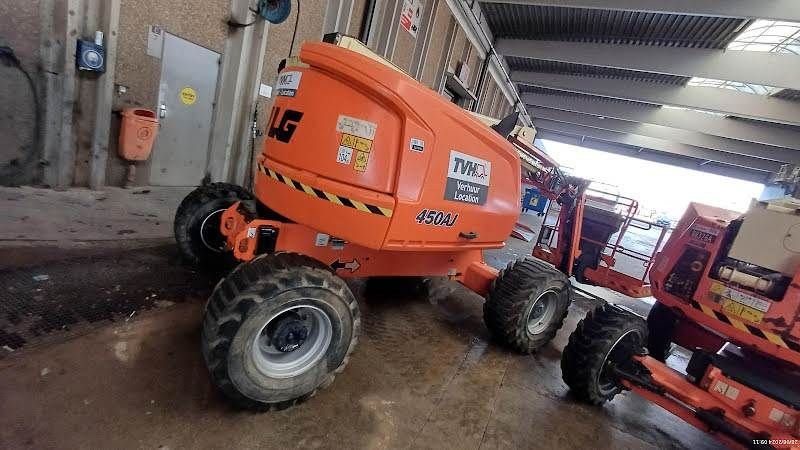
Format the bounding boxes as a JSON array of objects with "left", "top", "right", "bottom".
[
  {"left": 650, "top": 204, "right": 800, "bottom": 368},
  {"left": 626, "top": 356, "right": 800, "bottom": 450},
  {"left": 619, "top": 203, "right": 800, "bottom": 449},
  {"left": 216, "top": 119, "right": 575, "bottom": 298},
  {"left": 531, "top": 187, "right": 669, "bottom": 298},
  {"left": 220, "top": 202, "right": 499, "bottom": 296}
]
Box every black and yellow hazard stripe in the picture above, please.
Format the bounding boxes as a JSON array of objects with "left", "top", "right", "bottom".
[
  {"left": 690, "top": 300, "right": 800, "bottom": 353},
  {"left": 258, "top": 163, "right": 393, "bottom": 218}
]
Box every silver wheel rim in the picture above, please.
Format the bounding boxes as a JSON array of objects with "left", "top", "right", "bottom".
[
  {"left": 526, "top": 290, "right": 558, "bottom": 335},
  {"left": 199, "top": 208, "right": 226, "bottom": 252},
  {"left": 596, "top": 329, "right": 641, "bottom": 395},
  {"left": 252, "top": 305, "right": 333, "bottom": 379}
]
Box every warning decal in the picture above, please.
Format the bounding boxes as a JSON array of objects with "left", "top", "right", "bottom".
[
  {"left": 341, "top": 133, "right": 373, "bottom": 152},
  {"left": 179, "top": 86, "right": 197, "bottom": 105},
  {"left": 336, "top": 117, "right": 376, "bottom": 172},
  {"left": 710, "top": 282, "right": 771, "bottom": 313},
  {"left": 444, "top": 150, "right": 491, "bottom": 205},
  {"left": 336, "top": 115, "right": 377, "bottom": 140},
  {"left": 336, "top": 146, "right": 353, "bottom": 164}
]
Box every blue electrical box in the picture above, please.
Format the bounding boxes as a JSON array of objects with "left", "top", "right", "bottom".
[
  {"left": 522, "top": 187, "right": 548, "bottom": 214},
  {"left": 76, "top": 39, "right": 105, "bottom": 73}
]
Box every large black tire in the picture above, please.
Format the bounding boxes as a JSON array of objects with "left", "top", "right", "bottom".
[
  {"left": 201, "top": 252, "right": 360, "bottom": 411},
  {"left": 646, "top": 302, "right": 678, "bottom": 362},
  {"left": 174, "top": 183, "right": 252, "bottom": 267},
  {"left": 484, "top": 258, "right": 572, "bottom": 353},
  {"left": 561, "top": 303, "right": 647, "bottom": 405}
]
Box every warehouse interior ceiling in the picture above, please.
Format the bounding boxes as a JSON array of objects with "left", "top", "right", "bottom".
[{"left": 478, "top": 0, "right": 800, "bottom": 183}]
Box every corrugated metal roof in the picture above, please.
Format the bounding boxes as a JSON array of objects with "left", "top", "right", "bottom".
[
  {"left": 482, "top": 4, "right": 752, "bottom": 48},
  {"left": 518, "top": 85, "right": 659, "bottom": 107},
  {"left": 507, "top": 57, "right": 690, "bottom": 85}
]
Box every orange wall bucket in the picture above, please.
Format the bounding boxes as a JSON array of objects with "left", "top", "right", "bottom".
[{"left": 118, "top": 108, "right": 159, "bottom": 161}]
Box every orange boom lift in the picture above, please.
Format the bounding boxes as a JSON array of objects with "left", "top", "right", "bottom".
[{"left": 175, "top": 38, "right": 583, "bottom": 411}]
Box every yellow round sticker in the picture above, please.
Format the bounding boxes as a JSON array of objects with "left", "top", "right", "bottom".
[{"left": 179, "top": 86, "right": 197, "bottom": 105}]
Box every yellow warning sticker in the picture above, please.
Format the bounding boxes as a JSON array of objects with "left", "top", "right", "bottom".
[
  {"left": 354, "top": 151, "right": 370, "bottom": 172},
  {"left": 180, "top": 86, "right": 197, "bottom": 105},
  {"left": 721, "top": 298, "right": 764, "bottom": 323},
  {"left": 709, "top": 281, "right": 770, "bottom": 312},
  {"left": 340, "top": 133, "right": 372, "bottom": 153}
]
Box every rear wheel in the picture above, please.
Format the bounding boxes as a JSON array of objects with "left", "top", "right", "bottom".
[
  {"left": 484, "top": 258, "right": 572, "bottom": 353},
  {"left": 174, "top": 183, "right": 251, "bottom": 267},
  {"left": 561, "top": 303, "right": 647, "bottom": 405},
  {"left": 201, "top": 252, "right": 360, "bottom": 411}
]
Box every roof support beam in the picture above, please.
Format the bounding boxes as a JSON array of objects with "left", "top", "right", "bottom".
[
  {"left": 532, "top": 119, "right": 783, "bottom": 172},
  {"left": 478, "top": 0, "right": 800, "bottom": 23},
  {"left": 512, "top": 70, "right": 800, "bottom": 127},
  {"left": 528, "top": 106, "right": 799, "bottom": 164},
  {"left": 535, "top": 131, "right": 770, "bottom": 184},
  {"left": 497, "top": 39, "right": 800, "bottom": 90},
  {"left": 521, "top": 90, "right": 800, "bottom": 151}
]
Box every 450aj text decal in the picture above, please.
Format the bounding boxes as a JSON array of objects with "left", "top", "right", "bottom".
[
  {"left": 444, "top": 150, "right": 491, "bottom": 205},
  {"left": 415, "top": 209, "right": 458, "bottom": 227}
]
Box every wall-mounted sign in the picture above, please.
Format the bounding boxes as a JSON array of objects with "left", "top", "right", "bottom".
[
  {"left": 146, "top": 25, "right": 164, "bottom": 58},
  {"left": 399, "top": 0, "right": 423, "bottom": 38}
]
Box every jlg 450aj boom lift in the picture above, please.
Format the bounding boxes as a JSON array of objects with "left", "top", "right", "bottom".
[{"left": 174, "top": 38, "right": 581, "bottom": 411}]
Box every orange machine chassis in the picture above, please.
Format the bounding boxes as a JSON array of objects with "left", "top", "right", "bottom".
[
  {"left": 220, "top": 202, "right": 499, "bottom": 295},
  {"left": 625, "top": 355, "right": 799, "bottom": 449}
]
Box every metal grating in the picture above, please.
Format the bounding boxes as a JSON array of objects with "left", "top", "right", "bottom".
[
  {"left": 482, "top": 4, "right": 752, "bottom": 48},
  {"left": 508, "top": 57, "right": 690, "bottom": 85},
  {"left": 518, "top": 85, "right": 659, "bottom": 107},
  {"left": 0, "top": 246, "right": 216, "bottom": 356}
]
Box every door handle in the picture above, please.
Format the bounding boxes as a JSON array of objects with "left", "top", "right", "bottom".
[
  {"left": 459, "top": 231, "right": 478, "bottom": 240},
  {"left": 159, "top": 103, "right": 167, "bottom": 118}
]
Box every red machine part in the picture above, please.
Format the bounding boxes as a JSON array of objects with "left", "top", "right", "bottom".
[
  {"left": 531, "top": 184, "right": 662, "bottom": 298},
  {"left": 627, "top": 355, "right": 799, "bottom": 449},
  {"left": 627, "top": 201, "right": 800, "bottom": 449},
  {"left": 649, "top": 202, "right": 800, "bottom": 367}
]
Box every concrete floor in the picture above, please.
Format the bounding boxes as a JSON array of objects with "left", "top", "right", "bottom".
[{"left": 0, "top": 189, "right": 723, "bottom": 450}]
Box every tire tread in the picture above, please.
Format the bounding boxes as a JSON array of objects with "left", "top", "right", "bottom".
[
  {"left": 201, "top": 252, "right": 360, "bottom": 411},
  {"left": 484, "top": 258, "right": 572, "bottom": 353},
  {"left": 561, "top": 303, "right": 647, "bottom": 405}
]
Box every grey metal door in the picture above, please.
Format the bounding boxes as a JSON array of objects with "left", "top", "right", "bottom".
[{"left": 150, "top": 33, "right": 220, "bottom": 186}]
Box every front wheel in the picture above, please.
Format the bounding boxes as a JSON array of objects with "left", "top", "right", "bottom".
[
  {"left": 561, "top": 303, "right": 647, "bottom": 405},
  {"left": 483, "top": 258, "right": 572, "bottom": 353},
  {"left": 201, "top": 253, "right": 360, "bottom": 411}
]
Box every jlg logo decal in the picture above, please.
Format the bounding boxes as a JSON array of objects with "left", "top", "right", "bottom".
[
  {"left": 267, "top": 107, "right": 303, "bottom": 143},
  {"left": 444, "top": 150, "right": 490, "bottom": 205}
]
